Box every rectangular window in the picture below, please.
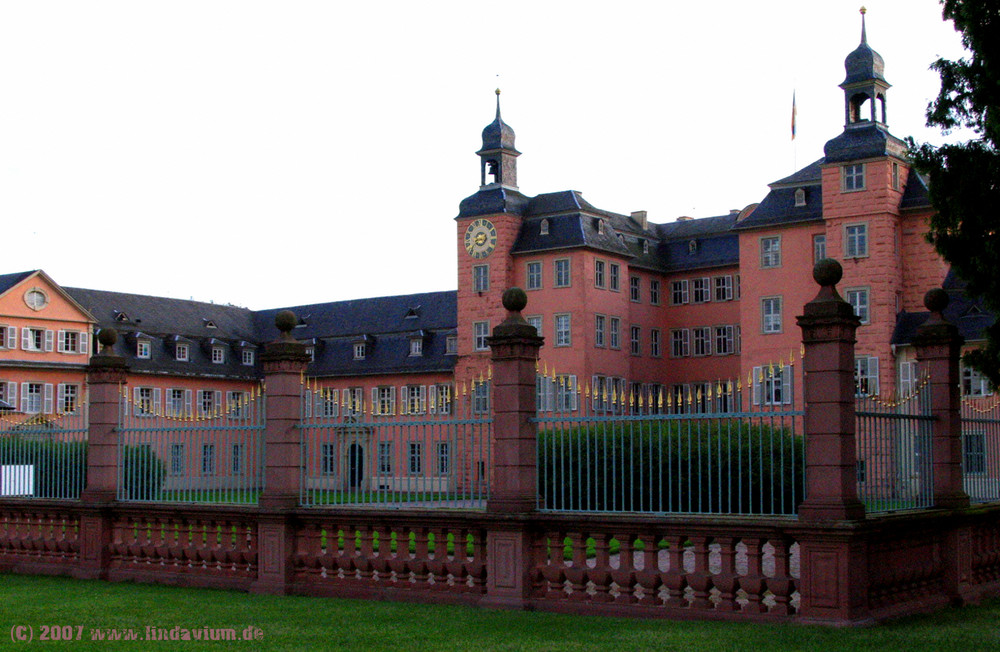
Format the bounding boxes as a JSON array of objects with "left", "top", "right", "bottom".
[
  {"left": 609, "top": 263, "right": 620, "bottom": 291},
  {"left": 526, "top": 261, "right": 542, "bottom": 290},
  {"left": 609, "top": 317, "right": 621, "bottom": 349},
  {"left": 473, "top": 264, "right": 489, "bottom": 293},
  {"left": 762, "top": 296, "right": 782, "bottom": 333},
  {"left": 472, "top": 381, "right": 490, "bottom": 414},
  {"left": 752, "top": 365, "right": 792, "bottom": 406},
  {"left": 526, "top": 315, "right": 542, "bottom": 337},
  {"left": 57, "top": 384, "right": 79, "bottom": 414},
  {"left": 227, "top": 391, "right": 250, "bottom": 418},
  {"left": 671, "top": 280, "right": 689, "bottom": 305},
  {"left": 629, "top": 276, "right": 641, "bottom": 302},
  {"left": 136, "top": 387, "right": 155, "bottom": 417},
  {"left": 594, "top": 260, "right": 606, "bottom": 288},
  {"left": 175, "top": 343, "right": 189, "bottom": 362},
  {"left": 813, "top": 234, "right": 827, "bottom": 262},
  {"left": 713, "top": 276, "right": 733, "bottom": 302},
  {"left": 212, "top": 346, "right": 225, "bottom": 364},
  {"left": 630, "top": 326, "right": 641, "bottom": 356},
  {"left": 241, "top": 349, "right": 254, "bottom": 366},
  {"left": 649, "top": 279, "right": 660, "bottom": 305},
  {"left": 899, "top": 360, "right": 918, "bottom": 396},
  {"left": 404, "top": 385, "right": 426, "bottom": 414},
  {"left": 321, "top": 443, "right": 336, "bottom": 475},
  {"left": 376, "top": 386, "right": 395, "bottom": 416},
  {"left": 21, "top": 383, "right": 43, "bottom": 414},
  {"left": 232, "top": 444, "right": 244, "bottom": 475},
  {"left": 845, "top": 224, "right": 869, "bottom": 258},
  {"left": 692, "top": 327, "right": 711, "bottom": 356},
  {"left": 445, "top": 335, "right": 457, "bottom": 355},
  {"left": 344, "top": 387, "right": 363, "bottom": 416},
  {"left": 473, "top": 321, "right": 489, "bottom": 351},
  {"left": 57, "top": 330, "right": 87, "bottom": 354},
  {"left": 167, "top": 389, "right": 187, "bottom": 417},
  {"left": 198, "top": 389, "right": 218, "bottom": 416},
  {"left": 354, "top": 342, "right": 366, "bottom": 360},
  {"left": 170, "top": 444, "right": 184, "bottom": 476},
  {"left": 892, "top": 161, "right": 901, "bottom": 191},
  {"left": 670, "top": 329, "right": 690, "bottom": 358},
  {"left": 650, "top": 328, "right": 661, "bottom": 357},
  {"left": 554, "top": 259, "right": 571, "bottom": 287},
  {"left": 964, "top": 432, "right": 986, "bottom": 475},
  {"left": 846, "top": 288, "right": 870, "bottom": 324},
  {"left": 855, "top": 357, "right": 880, "bottom": 397},
  {"left": 714, "top": 325, "right": 735, "bottom": 355},
  {"left": 692, "top": 278, "right": 711, "bottom": 303},
  {"left": 409, "top": 338, "right": 423, "bottom": 356},
  {"left": 137, "top": 340, "right": 151, "bottom": 359},
  {"left": 555, "top": 374, "right": 578, "bottom": 412},
  {"left": 202, "top": 444, "right": 216, "bottom": 475},
  {"left": 432, "top": 384, "right": 452, "bottom": 415},
  {"left": 962, "top": 366, "right": 993, "bottom": 397},
  {"left": 378, "top": 442, "right": 393, "bottom": 475},
  {"left": 0, "top": 325, "right": 15, "bottom": 350},
  {"left": 554, "top": 314, "right": 571, "bottom": 346},
  {"left": 437, "top": 442, "right": 450, "bottom": 475},
  {"left": 843, "top": 163, "right": 865, "bottom": 191},
  {"left": 318, "top": 388, "right": 339, "bottom": 417},
  {"left": 594, "top": 314, "right": 606, "bottom": 347},
  {"left": 408, "top": 442, "right": 423, "bottom": 475},
  {"left": 760, "top": 237, "right": 781, "bottom": 268}
]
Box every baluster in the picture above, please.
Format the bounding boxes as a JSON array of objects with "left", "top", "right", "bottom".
[
  {"left": 634, "top": 532, "right": 662, "bottom": 605},
  {"left": 663, "top": 535, "right": 687, "bottom": 608},
  {"left": 565, "top": 532, "right": 588, "bottom": 601},
  {"left": 357, "top": 526, "right": 375, "bottom": 582},
  {"left": 591, "top": 533, "right": 614, "bottom": 602},
  {"left": 740, "top": 537, "right": 766, "bottom": 614},
  {"left": 688, "top": 536, "right": 713, "bottom": 609},
  {"left": 412, "top": 527, "right": 430, "bottom": 585},
  {"left": 612, "top": 532, "right": 637, "bottom": 604},
  {"left": 468, "top": 529, "right": 487, "bottom": 593},
  {"left": 339, "top": 525, "right": 358, "bottom": 577},
  {"left": 387, "top": 528, "right": 409, "bottom": 583},
  {"left": 538, "top": 531, "right": 565, "bottom": 599},
  {"left": 446, "top": 529, "right": 469, "bottom": 591},
  {"left": 373, "top": 527, "right": 392, "bottom": 582},
  {"left": 766, "top": 537, "right": 795, "bottom": 615},
  {"left": 713, "top": 536, "right": 739, "bottom": 612}
]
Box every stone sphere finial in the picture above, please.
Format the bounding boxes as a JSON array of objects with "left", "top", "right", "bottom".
[
  {"left": 813, "top": 258, "right": 843, "bottom": 287},
  {"left": 502, "top": 287, "right": 527, "bottom": 313},
  {"left": 275, "top": 310, "right": 297, "bottom": 334},
  {"left": 97, "top": 327, "right": 118, "bottom": 349},
  {"left": 924, "top": 288, "right": 949, "bottom": 314}
]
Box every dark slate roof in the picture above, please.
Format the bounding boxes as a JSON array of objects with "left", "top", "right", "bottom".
[
  {"left": 479, "top": 97, "right": 518, "bottom": 154},
  {"left": 842, "top": 23, "right": 887, "bottom": 86},
  {"left": 900, "top": 167, "right": 932, "bottom": 210},
  {"left": 255, "top": 291, "right": 458, "bottom": 378},
  {"left": 824, "top": 123, "right": 906, "bottom": 164},
  {"left": 457, "top": 187, "right": 530, "bottom": 219},
  {"left": 732, "top": 161, "right": 824, "bottom": 231},
  {"left": 891, "top": 271, "right": 994, "bottom": 345},
  {"left": 0, "top": 270, "right": 34, "bottom": 296}
]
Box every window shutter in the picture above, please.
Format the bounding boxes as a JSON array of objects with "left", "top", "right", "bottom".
[
  {"left": 184, "top": 390, "right": 193, "bottom": 416},
  {"left": 428, "top": 385, "right": 437, "bottom": 414},
  {"left": 214, "top": 391, "right": 222, "bottom": 414},
  {"left": 22, "top": 329, "right": 30, "bottom": 350},
  {"left": 80, "top": 331, "right": 88, "bottom": 354},
  {"left": 133, "top": 387, "right": 141, "bottom": 414},
  {"left": 752, "top": 367, "right": 762, "bottom": 406},
  {"left": 390, "top": 386, "right": 397, "bottom": 415},
  {"left": 870, "top": 357, "right": 879, "bottom": 396},
  {"left": 782, "top": 365, "right": 792, "bottom": 405},
  {"left": 5, "top": 327, "right": 15, "bottom": 349},
  {"left": 57, "top": 384, "right": 66, "bottom": 411},
  {"left": 371, "top": 388, "right": 378, "bottom": 415},
  {"left": 7, "top": 382, "right": 17, "bottom": 410},
  {"left": 20, "top": 383, "right": 29, "bottom": 412},
  {"left": 43, "top": 384, "right": 54, "bottom": 414},
  {"left": 44, "top": 330, "right": 54, "bottom": 352},
  {"left": 153, "top": 388, "right": 162, "bottom": 415},
  {"left": 57, "top": 330, "right": 66, "bottom": 353},
  {"left": 421, "top": 386, "right": 427, "bottom": 414},
  {"left": 399, "top": 385, "right": 407, "bottom": 414},
  {"left": 305, "top": 388, "right": 315, "bottom": 418}
]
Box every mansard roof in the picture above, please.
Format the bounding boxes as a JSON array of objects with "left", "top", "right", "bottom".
[
  {"left": 891, "top": 271, "right": 994, "bottom": 345},
  {"left": 900, "top": 167, "right": 932, "bottom": 210},
  {"left": 732, "top": 160, "right": 824, "bottom": 231}
]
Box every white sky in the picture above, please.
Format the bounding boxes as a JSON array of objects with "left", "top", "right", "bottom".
[{"left": 0, "top": 0, "right": 970, "bottom": 310}]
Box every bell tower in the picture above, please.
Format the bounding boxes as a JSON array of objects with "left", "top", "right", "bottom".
[
  {"left": 477, "top": 89, "right": 520, "bottom": 190},
  {"left": 840, "top": 7, "right": 891, "bottom": 128}
]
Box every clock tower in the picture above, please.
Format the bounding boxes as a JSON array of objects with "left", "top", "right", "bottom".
[{"left": 454, "top": 92, "right": 530, "bottom": 391}]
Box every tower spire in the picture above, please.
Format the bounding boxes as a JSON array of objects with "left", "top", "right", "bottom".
[
  {"left": 495, "top": 88, "right": 501, "bottom": 120},
  {"left": 477, "top": 89, "right": 519, "bottom": 189},
  {"left": 860, "top": 6, "right": 867, "bottom": 45}
]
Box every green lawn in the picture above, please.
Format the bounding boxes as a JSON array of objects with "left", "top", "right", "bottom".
[{"left": 3, "top": 573, "right": 1000, "bottom": 651}]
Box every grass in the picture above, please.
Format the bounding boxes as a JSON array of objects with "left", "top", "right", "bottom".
[{"left": 3, "top": 573, "right": 1000, "bottom": 651}]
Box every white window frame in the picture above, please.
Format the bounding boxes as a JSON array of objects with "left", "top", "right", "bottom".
[
  {"left": 594, "top": 259, "right": 606, "bottom": 289},
  {"left": 713, "top": 276, "right": 733, "bottom": 302},
  {"left": 526, "top": 315, "right": 543, "bottom": 337},
  {"left": 554, "top": 258, "right": 571, "bottom": 288},
  {"left": 752, "top": 365, "right": 793, "bottom": 406},
  {"left": 692, "top": 277, "right": 711, "bottom": 303},
  {"left": 760, "top": 236, "right": 781, "bottom": 268},
  {"left": 175, "top": 343, "right": 189, "bottom": 362},
  {"left": 670, "top": 329, "right": 690, "bottom": 358},
  {"left": 629, "top": 276, "right": 641, "bottom": 303},
  {"left": 211, "top": 346, "right": 225, "bottom": 364},
  {"left": 354, "top": 342, "right": 366, "bottom": 360},
  {"left": 761, "top": 296, "right": 782, "bottom": 334},
  {"left": 57, "top": 330, "right": 88, "bottom": 354},
  {"left": 57, "top": 383, "right": 80, "bottom": 414},
  {"left": 813, "top": 234, "right": 827, "bottom": 263},
  {"left": 445, "top": 335, "right": 458, "bottom": 355},
  {"left": 242, "top": 349, "right": 255, "bottom": 366},
  {"left": 526, "top": 261, "right": 543, "bottom": 290},
  {"left": 962, "top": 366, "right": 993, "bottom": 397},
  {"left": 409, "top": 338, "right": 423, "bottom": 357},
  {"left": 609, "top": 317, "right": 621, "bottom": 350},
  {"left": 692, "top": 327, "right": 711, "bottom": 357},
  {"left": 844, "top": 223, "right": 869, "bottom": 258},
  {"left": 473, "top": 264, "right": 489, "bottom": 293},
  {"left": 473, "top": 321, "right": 490, "bottom": 351},
  {"left": 846, "top": 287, "right": 870, "bottom": 324},
  {"left": 554, "top": 313, "right": 571, "bottom": 347},
  {"left": 630, "top": 325, "right": 641, "bottom": 356},
  {"left": 671, "top": 280, "right": 689, "bottom": 305},
  {"left": 594, "top": 314, "right": 606, "bottom": 348},
  {"left": 855, "top": 357, "right": 879, "bottom": 397},
  {"left": 842, "top": 163, "right": 865, "bottom": 192},
  {"left": 137, "top": 340, "right": 150, "bottom": 359}
]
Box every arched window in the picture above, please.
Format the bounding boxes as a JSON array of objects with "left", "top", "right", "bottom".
[{"left": 540, "top": 219, "right": 549, "bottom": 236}]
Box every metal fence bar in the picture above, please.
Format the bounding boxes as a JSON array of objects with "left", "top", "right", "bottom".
[
  {"left": 534, "top": 373, "right": 804, "bottom": 516},
  {"left": 298, "top": 380, "right": 491, "bottom": 509},
  {"left": 116, "top": 385, "right": 265, "bottom": 504},
  {"left": 962, "top": 395, "right": 1000, "bottom": 504},
  {"left": 0, "top": 405, "right": 89, "bottom": 500}
]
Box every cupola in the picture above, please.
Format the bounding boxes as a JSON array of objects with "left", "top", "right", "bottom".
[{"left": 477, "top": 89, "right": 520, "bottom": 190}]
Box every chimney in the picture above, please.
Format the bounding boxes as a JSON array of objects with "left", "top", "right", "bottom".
[
  {"left": 631, "top": 211, "right": 648, "bottom": 229},
  {"left": 677, "top": 216, "right": 693, "bottom": 222}
]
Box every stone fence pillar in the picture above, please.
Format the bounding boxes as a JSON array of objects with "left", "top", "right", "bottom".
[
  {"left": 795, "top": 260, "right": 869, "bottom": 623},
  {"left": 254, "top": 310, "right": 310, "bottom": 594},
  {"left": 78, "top": 328, "right": 128, "bottom": 579},
  {"left": 484, "top": 288, "right": 543, "bottom": 609}
]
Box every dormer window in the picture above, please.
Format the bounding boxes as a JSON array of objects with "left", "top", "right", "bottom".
[
  {"left": 176, "top": 343, "right": 189, "bottom": 362},
  {"left": 114, "top": 311, "right": 130, "bottom": 323},
  {"left": 794, "top": 188, "right": 806, "bottom": 207},
  {"left": 445, "top": 335, "right": 457, "bottom": 355},
  {"left": 642, "top": 240, "right": 649, "bottom": 255},
  {"left": 597, "top": 220, "right": 605, "bottom": 235},
  {"left": 689, "top": 240, "right": 698, "bottom": 254},
  {"left": 405, "top": 307, "right": 420, "bottom": 319},
  {"left": 242, "top": 350, "right": 255, "bottom": 366},
  {"left": 306, "top": 347, "right": 315, "bottom": 362},
  {"left": 204, "top": 319, "right": 217, "bottom": 329},
  {"left": 354, "top": 343, "right": 366, "bottom": 360},
  {"left": 137, "top": 340, "right": 151, "bottom": 359},
  {"left": 409, "top": 339, "right": 423, "bottom": 357},
  {"left": 539, "top": 219, "right": 549, "bottom": 236},
  {"left": 211, "top": 346, "right": 225, "bottom": 364}
]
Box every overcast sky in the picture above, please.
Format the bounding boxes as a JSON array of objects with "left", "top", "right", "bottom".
[{"left": 0, "top": 1, "right": 971, "bottom": 310}]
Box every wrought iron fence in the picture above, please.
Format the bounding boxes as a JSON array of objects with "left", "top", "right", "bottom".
[
  {"left": 855, "top": 377, "right": 934, "bottom": 514},
  {"left": 299, "top": 378, "right": 491, "bottom": 508},
  {"left": 962, "top": 395, "right": 1000, "bottom": 504},
  {"left": 0, "top": 405, "right": 89, "bottom": 500},
  {"left": 534, "top": 366, "right": 804, "bottom": 516},
  {"left": 116, "top": 384, "right": 265, "bottom": 504}
]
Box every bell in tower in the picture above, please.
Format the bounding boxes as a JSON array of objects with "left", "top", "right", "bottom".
[
  {"left": 841, "top": 7, "right": 891, "bottom": 128},
  {"left": 477, "top": 89, "right": 520, "bottom": 190}
]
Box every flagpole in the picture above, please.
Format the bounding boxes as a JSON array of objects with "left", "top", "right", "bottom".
[{"left": 791, "top": 88, "right": 797, "bottom": 172}]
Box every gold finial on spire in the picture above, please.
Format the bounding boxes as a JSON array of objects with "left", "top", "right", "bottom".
[
  {"left": 860, "top": 6, "right": 866, "bottom": 15},
  {"left": 495, "top": 88, "right": 501, "bottom": 96}
]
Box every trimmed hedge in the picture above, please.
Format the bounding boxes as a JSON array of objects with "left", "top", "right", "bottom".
[{"left": 538, "top": 420, "right": 804, "bottom": 515}]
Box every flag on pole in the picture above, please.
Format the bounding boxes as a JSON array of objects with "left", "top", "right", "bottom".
[{"left": 791, "top": 91, "right": 797, "bottom": 140}]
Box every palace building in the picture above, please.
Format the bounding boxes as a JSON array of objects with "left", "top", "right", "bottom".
[{"left": 0, "top": 16, "right": 993, "bottom": 420}]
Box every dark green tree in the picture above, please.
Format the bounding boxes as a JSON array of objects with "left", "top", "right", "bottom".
[{"left": 909, "top": 1, "right": 1000, "bottom": 385}]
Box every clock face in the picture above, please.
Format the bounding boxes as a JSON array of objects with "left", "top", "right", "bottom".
[
  {"left": 464, "top": 219, "right": 498, "bottom": 259},
  {"left": 24, "top": 288, "right": 48, "bottom": 311}
]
